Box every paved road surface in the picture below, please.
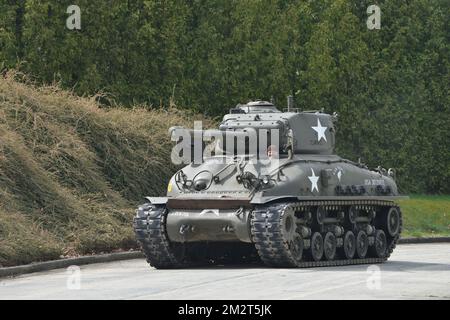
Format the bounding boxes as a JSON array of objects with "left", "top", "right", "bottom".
[{"left": 1, "top": 243, "right": 449, "bottom": 299}]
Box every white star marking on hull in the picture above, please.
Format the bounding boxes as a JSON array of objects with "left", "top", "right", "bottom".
[
  {"left": 312, "top": 118, "right": 327, "bottom": 142},
  {"left": 308, "top": 168, "right": 320, "bottom": 193}
]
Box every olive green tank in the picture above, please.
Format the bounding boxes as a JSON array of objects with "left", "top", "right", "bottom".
[{"left": 134, "top": 99, "right": 405, "bottom": 268}]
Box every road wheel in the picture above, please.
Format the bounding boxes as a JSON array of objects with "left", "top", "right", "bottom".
[
  {"left": 288, "top": 233, "right": 304, "bottom": 263},
  {"left": 356, "top": 230, "right": 369, "bottom": 258},
  {"left": 387, "top": 207, "right": 400, "bottom": 236},
  {"left": 310, "top": 232, "right": 324, "bottom": 261},
  {"left": 341, "top": 231, "right": 356, "bottom": 259},
  {"left": 324, "top": 232, "right": 337, "bottom": 260},
  {"left": 371, "top": 229, "right": 387, "bottom": 258}
]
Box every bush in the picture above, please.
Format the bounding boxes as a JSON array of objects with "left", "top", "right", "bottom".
[{"left": 0, "top": 72, "right": 209, "bottom": 266}]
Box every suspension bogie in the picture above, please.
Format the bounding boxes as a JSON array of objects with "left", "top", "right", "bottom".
[{"left": 250, "top": 200, "right": 402, "bottom": 267}]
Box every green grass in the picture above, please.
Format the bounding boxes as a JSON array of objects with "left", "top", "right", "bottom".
[{"left": 399, "top": 195, "right": 450, "bottom": 238}]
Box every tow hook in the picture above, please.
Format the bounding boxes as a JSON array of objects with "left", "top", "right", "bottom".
[
  {"left": 179, "top": 224, "right": 194, "bottom": 235},
  {"left": 222, "top": 225, "right": 235, "bottom": 233},
  {"left": 235, "top": 207, "right": 244, "bottom": 217}
]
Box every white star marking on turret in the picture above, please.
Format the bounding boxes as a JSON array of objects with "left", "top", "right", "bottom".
[
  {"left": 312, "top": 118, "right": 327, "bottom": 142},
  {"left": 308, "top": 168, "right": 320, "bottom": 193}
]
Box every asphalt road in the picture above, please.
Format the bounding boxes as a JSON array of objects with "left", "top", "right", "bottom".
[{"left": 1, "top": 243, "right": 449, "bottom": 300}]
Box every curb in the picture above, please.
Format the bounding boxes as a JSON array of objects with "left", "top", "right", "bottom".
[
  {"left": 397, "top": 237, "right": 450, "bottom": 244},
  {"left": 0, "top": 251, "right": 144, "bottom": 278},
  {"left": 1, "top": 237, "right": 449, "bottom": 278}
]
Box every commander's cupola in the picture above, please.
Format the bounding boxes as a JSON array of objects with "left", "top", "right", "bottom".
[{"left": 230, "top": 101, "right": 281, "bottom": 114}]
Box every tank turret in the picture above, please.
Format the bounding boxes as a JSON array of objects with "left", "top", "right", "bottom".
[{"left": 221, "top": 103, "right": 336, "bottom": 155}]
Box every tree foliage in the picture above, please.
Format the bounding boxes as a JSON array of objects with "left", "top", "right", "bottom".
[{"left": 1, "top": 0, "right": 448, "bottom": 193}]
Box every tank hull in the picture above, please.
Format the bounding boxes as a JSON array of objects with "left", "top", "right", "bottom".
[
  {"left": 134, "top": 198, "right": 402, "bottom": 268},
  {"left": 166, "top": 155, "right": 400, "bottom": 201}
]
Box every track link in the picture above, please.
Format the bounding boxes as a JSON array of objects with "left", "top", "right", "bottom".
[{"left": 251, "top": 200, "right": 402, "bottom": 268}]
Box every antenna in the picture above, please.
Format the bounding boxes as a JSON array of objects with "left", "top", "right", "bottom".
[{"left": 287, "top": 95, "right": 294, "bottom": 112}]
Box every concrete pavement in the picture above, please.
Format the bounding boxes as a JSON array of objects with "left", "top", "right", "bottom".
[{"left": 0, "top": 243, "right": 449, "bottom": 300}]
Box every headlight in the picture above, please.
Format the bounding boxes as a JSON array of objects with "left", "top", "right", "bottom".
[{"left": 262, "top": 175, "right": 270, "bottom": 185}]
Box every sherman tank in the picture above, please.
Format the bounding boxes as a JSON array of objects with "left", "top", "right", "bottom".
[{"left": 133, "top": 99, "right": 405, "bottom": 268}]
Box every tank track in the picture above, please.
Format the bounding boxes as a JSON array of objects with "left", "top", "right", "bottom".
[
  {"left": 134, "top": 202, "right": 187, "bottom": 269},
  {"left": 135, "top": 200, "right": 402, "bottom": 268},
  {"left": 251, "top": 200, "right": 402, "bottom": 268}
]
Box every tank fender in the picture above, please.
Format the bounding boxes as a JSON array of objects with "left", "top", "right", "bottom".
[
  {"left": 250, "top": 195, "right": 299, "bottom": 205},
  {"left": 250, "top": 195, "right": 408, "bottom": 205}
]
